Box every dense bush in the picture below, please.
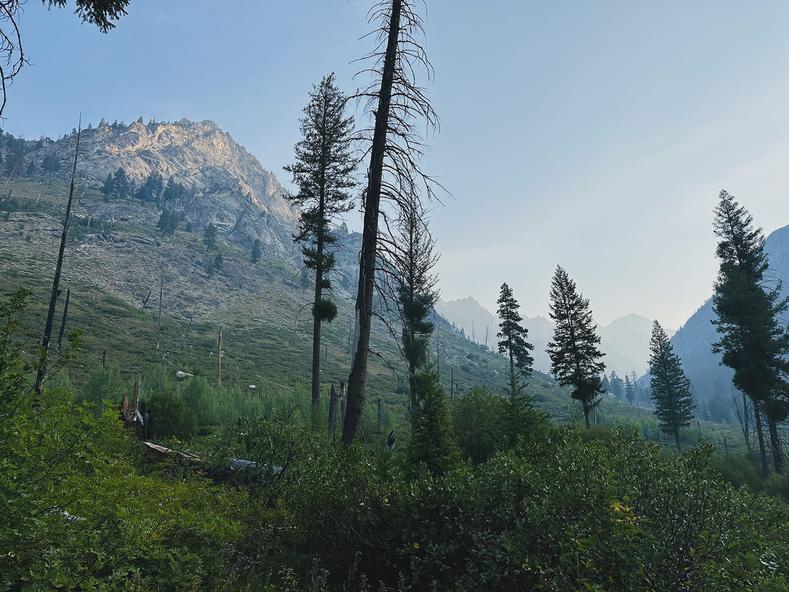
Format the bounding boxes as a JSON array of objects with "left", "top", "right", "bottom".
[
  {"left": 0, "top": 291, "right": 244, "bottom": 591},
  {"left": 254, "top": 423, "right": 789, "bottom": 591},
  {"left": 2, "top": 289, "right": 788, "bottom": 591}
]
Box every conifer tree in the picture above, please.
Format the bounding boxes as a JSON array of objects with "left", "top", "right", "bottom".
[
  {"left": 609, "top": 371, "right": 624, "bottom": 400},
  {"left": 388, "top": 198, "right": 438, "bottom": 431},
  {"left": 712, "top": 190, "right": 789, "bottom": 474},
  {"left": 112, "top": 168, "right": 131, "bottom": 197},
  {"left": 251, "top": 239, "right": 261, "bottom": 264},
  {"left": 547, "top": 266, "right": 606, "bottom": 428},
  {"left": 496, "top": 283, "right": 534, "bottom": 400},
  {"left": 285, "top": 73, "right": 356, "bottom": 415},
  {"left": 101, "top": 173, "right": 113, "bottom": 200},
  {"left": 624, "top": 374, "right": 635, "bottom": 405},
  {"left": 203, "top": 223, "right": 217, "bottom": 250},
  {"left": 407, "top": 369, "right": 459, "bottom": 476},
  {"left": 648, "top": 320, "right": 695, "bottom": 451},
  {"left": 600, "top": 374, "right": 611, "bottom": 395},
  {"left": 136, "top": 172, "right": 164, "bottom": 202}
]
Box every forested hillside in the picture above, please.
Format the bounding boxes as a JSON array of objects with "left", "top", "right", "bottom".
[{"left": 1, "top": 0, "right": 788, "bottom": 590}]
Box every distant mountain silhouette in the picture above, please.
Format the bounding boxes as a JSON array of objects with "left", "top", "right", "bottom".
[{"left": 437, "top": 298, "right": 658, "bottom": 376}]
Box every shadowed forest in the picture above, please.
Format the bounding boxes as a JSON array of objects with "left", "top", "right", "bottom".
[{"left": 1, "top": 1, "right": 788, "bottom": 591}]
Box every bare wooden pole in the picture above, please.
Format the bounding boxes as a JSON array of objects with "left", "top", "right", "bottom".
[
  {"left": 328, "top": 383, "right": 338, "bottom": 439},
  {"left": 34, "top": 117, "right": 81, "bottom": 394},
  {"left": 155, "top": 270, "right": 163, "bottom": 351},
  {"left": 55, "top": 288, "right": 70, "bottom": 353},
  {"left": 217, "top": 328, "right": 223, "bottom": 387},
  {"left": 141, "top": 289, "right": 152, "bottom": 309}
]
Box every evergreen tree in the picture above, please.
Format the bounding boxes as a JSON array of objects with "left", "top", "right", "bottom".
[
  {"left": 101, "top": 168, "right": 132, "bottom": 199},
  {"left": 136, "top": 172, "right": 164, "bottom": 202},
  {"left": 203, "top": 223, "right": 218, "bottom": 250},
  {"left": 600, "top": 374, "right": 611, "bottom": 395},
  {"left": 161, "top": 177, "right": 186, "bottom": 205},
  {"left": 156, "top": 210, "right": 178, "bottom": 235},
  {"left": 41, "top": 153, "right": 60, "bottom": 173},
  {"left": 112, "top": 168, "right": 132, "bottom": 197},
  {"left": 624, "top": 374, "right": 635, "bottom": 405},
  {"left": 407, "top": 369, "right": 459, "bottom": 476},
  {"left": 250, "top": 239, "right": 261, "bottom": 263},
  {"left": 712, "top": 190, "right": 789, "bottom": 474},
  {"left": 390, "top": 199, "right": 438, "bottom": 432},
  {"left": 648, "top": 320, "right": 695, "bottom": 451},
  {"left": 284, "top": 73, "right": 356, "bottom": 415},
  {"left": 609, "top": 371, "right": 624, "bottom": 400},
  {"left": 496, "top": 283, "right": 534, "bottom": 400},
  {"left": 547, "top": 266, "right": 606, "bottom": 428},
  {"left": 101, "top": 173, "right": 114, "bottom": 200}
]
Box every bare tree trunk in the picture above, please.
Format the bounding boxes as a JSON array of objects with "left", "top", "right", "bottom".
[
  {"left": 311, "top": 263, "right": 323, "bottom": 415},
  {"left": 741, "top": 392, "right": 751, "bottom": 453},
  {"left": 376, "top": 398, "right": 382, "bottom": 434},
  {"left": 102, "top": 349, "right": 106, "bottom": 369},
  {"left": 328, "top": 383, "right": 338, "bottom": 439},
  {"left": 753, "top": 402, "right": 769, "bottom": 477},
  {"left": 767, "top": 415, "right": 784, "bottom": 475},
  {"left": 141, "top": 289, "right": 152, "bottom": 309},
  {"left": 217, "top": 328, "right": 223, "bottom": 387},
  {"left": 155, "top": 270, "right": 163, "bottom": 351},
  {"left": 56, "top": 288, "right": 70, "bottom": 353},
  {"left": 34, "top": 120, "right": 81, "bottom": 394},
  {"left": 342, "top": 0, "right": 402, "bottom": 444}
]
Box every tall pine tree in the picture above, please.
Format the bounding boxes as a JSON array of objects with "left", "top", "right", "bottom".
[
  {"left": 712, "top": 190, "right": 789, "bottom": 474},
  {"left": 648, "top": 320, "right": 695, "bottom": 451},
  {"left": 547, "top": 266, "right": 606, "bottom": 428},
  {"left": 496, "top": 283, "right": 534, "bottom": 400},
  {"left": 389, "top": 199, "right": 438, "bottom": 432},
  {"left": 624, "top": 374, "right": 635, "bottom": 405},
  {"left": 285, "top": 73, "right": 356, "bottom": 416}
]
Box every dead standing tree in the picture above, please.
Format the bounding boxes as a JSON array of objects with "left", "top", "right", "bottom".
[
  {"left": 34, "top": 120, "right": 81, "bottom": 394},
  {"left": 342, "top": 0, "right": 439, "bottom": 444}
]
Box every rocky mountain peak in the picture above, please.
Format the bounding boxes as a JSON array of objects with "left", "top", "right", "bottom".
[{"left": 7, "top": 117, "right": 301, "bottom": 254}]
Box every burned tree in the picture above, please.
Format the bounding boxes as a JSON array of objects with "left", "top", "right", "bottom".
[
  {"left": 285, "top": 73, "right": 356, "bottom": 415},
  {"left": 343, "top": 0, "right": 439, "bottom": 444},
  {"left": 34, "top": 121, "right": 81, "bottom": 394}
]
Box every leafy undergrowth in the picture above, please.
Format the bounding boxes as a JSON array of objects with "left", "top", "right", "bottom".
[{"left": 2, "top": 290, "right": 787, "bottom": 591}]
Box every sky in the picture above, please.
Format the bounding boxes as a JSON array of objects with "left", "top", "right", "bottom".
[{"left": 6, "top": 0, "right": 789, "bottom": 328}]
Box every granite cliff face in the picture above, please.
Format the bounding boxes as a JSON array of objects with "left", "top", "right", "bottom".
[{"left": 15, "top": 119, "right": 297, "bottom": 253}]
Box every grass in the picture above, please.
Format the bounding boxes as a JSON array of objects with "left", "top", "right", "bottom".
[{"left": 0, "top": 175, "right": 745, "bottom": 449}]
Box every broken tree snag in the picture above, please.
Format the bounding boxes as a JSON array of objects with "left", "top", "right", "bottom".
[
  {"left": 101, "top": 348, "right": 106, "bottom": 369},
  {"left": 328, "top": 383, "right": 338, "bottom": 439},
  {"left": 141, "top": 288, "right": 152, "bottom": 309},
  {"left": 340, "top": 381, "right": 347, "bottom": 426},
  {"left": 155, "top": 269, "right": 163, "bottom": 351},
  {"left": 376, "top": 398, "right": 382, "bottom": 434},
  {"left": 56, "top": 288, "right": 70, "bottom": 353},
  {"left": 34, "top": 118, "right": 82, "bottom": 394},
  {"left": 217, "top": 328, "right": 223, "bottom": 387}
]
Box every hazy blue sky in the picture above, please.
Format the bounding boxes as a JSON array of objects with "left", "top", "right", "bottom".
[{"left": 6, "top": 0, "right": 789, "bottom": 328}]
